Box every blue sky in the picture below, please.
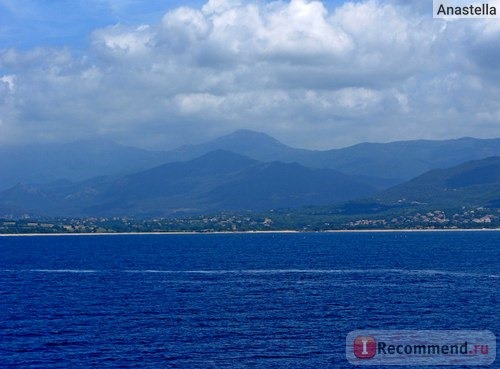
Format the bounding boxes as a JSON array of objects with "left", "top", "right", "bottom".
[
  {"left": 0, "top": 0, "right": 207, "bottom": 50},
  {"left": 0, "top": 0, "right": 347, "bottom": 50},
  {"left": 0, "top": 0, "right": 499, "bottom": 150}
]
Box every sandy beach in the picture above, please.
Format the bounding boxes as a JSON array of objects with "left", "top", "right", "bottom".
[{"left": 0, "top": 228, "right": 498, "bottom": 237}]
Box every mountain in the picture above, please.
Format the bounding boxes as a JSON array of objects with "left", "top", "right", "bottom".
[
  {"left": 317, "top": 137, "right": 500, "bottom": 181},
  {"left": 0, "top": 150, "right": 377, "bottom": 217},
  {"left": 162, "top": 131, "right": 500, "bottom": 183},
  {"left": 3, "top": 131, "right": 500, "bottom": 192},
  {"left": 164, "top": 129, "right": 308, "bottom": 162},
  {"left": 375, "top": 156, "right": 500, "bottom": 208},
  {"left": 0, "top": 139, "right": 169, "bottom": 191}
]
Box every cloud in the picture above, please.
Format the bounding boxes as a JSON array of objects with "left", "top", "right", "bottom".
[
  {"left": 0, "top": 74, "right": 15, "bottom": 91},
  {"left": 0, "top": 0, "right": 499, "bottom": 149}
]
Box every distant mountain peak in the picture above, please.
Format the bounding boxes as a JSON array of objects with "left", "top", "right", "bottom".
[{"left": 162, "top": 129, "right": 295, "bottom": 164}]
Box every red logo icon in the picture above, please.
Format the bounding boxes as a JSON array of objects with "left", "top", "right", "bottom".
[{"left": 354, "top": 336, "right": 376, "bottom": 359}]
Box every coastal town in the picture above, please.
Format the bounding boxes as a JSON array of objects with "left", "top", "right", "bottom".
[{"left": 1, "top": 206, "right": 498, "bottom": 234}]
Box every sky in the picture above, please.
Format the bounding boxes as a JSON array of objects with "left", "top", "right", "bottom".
[{"left": 0, "top": 0, "right": 499, "bottom": 150}]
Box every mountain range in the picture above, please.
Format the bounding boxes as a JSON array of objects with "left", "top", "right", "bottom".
[
  {"left": 164, "top": 130, "right": 500, "bottom": 182},
  {"left": 1, "top": 130, "right": 499, "bottom": 218},
  {"left": 2, "top": 130, "right": 500, "bottom": 190},
  {"left": 0, "top": 150, "right": 376, "bottom": 217},
  {"left": 0, "top": 139, "right": 168, "bottom": 191}
]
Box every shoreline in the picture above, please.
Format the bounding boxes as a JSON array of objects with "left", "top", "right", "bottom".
[{"left": 0, "top": 228, "right": 499, "bottom": 237}]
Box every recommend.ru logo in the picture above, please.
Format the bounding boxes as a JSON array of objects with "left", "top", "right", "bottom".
[{"left": 346, "top": 330, "right": 496, "bottom": 366}]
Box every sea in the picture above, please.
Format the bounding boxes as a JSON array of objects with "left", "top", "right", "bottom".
[{"left": 0, "top": 231, "right": 498, "bottom": 368}]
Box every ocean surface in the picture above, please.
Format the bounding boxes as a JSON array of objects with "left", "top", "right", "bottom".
[{"left": 0, "top": 231, "right": 498, "bottom": 368}]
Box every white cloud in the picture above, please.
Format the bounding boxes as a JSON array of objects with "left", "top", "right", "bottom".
[
  {"left": 0, "top": 0, "right": 499, "bottom": 149},
  {"left": 174, "top": 92, "right": 223, "bottom": 114},
  {"left": 0, "top": 74, "right": 15, "bottom": 91},
  {"left": 92, "top": 24, "right": 153, "bottom": 58},
  {"left": 202, "top": 0, "right": 243, "bottom": 14}
]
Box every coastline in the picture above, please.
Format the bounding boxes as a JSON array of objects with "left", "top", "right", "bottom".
[{"left": 0, "top": 228, "right": 499, "bottom": 237}]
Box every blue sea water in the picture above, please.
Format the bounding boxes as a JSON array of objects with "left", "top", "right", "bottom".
[{"left": 0, "top": 231, "right": 498, "bottom": 368}]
